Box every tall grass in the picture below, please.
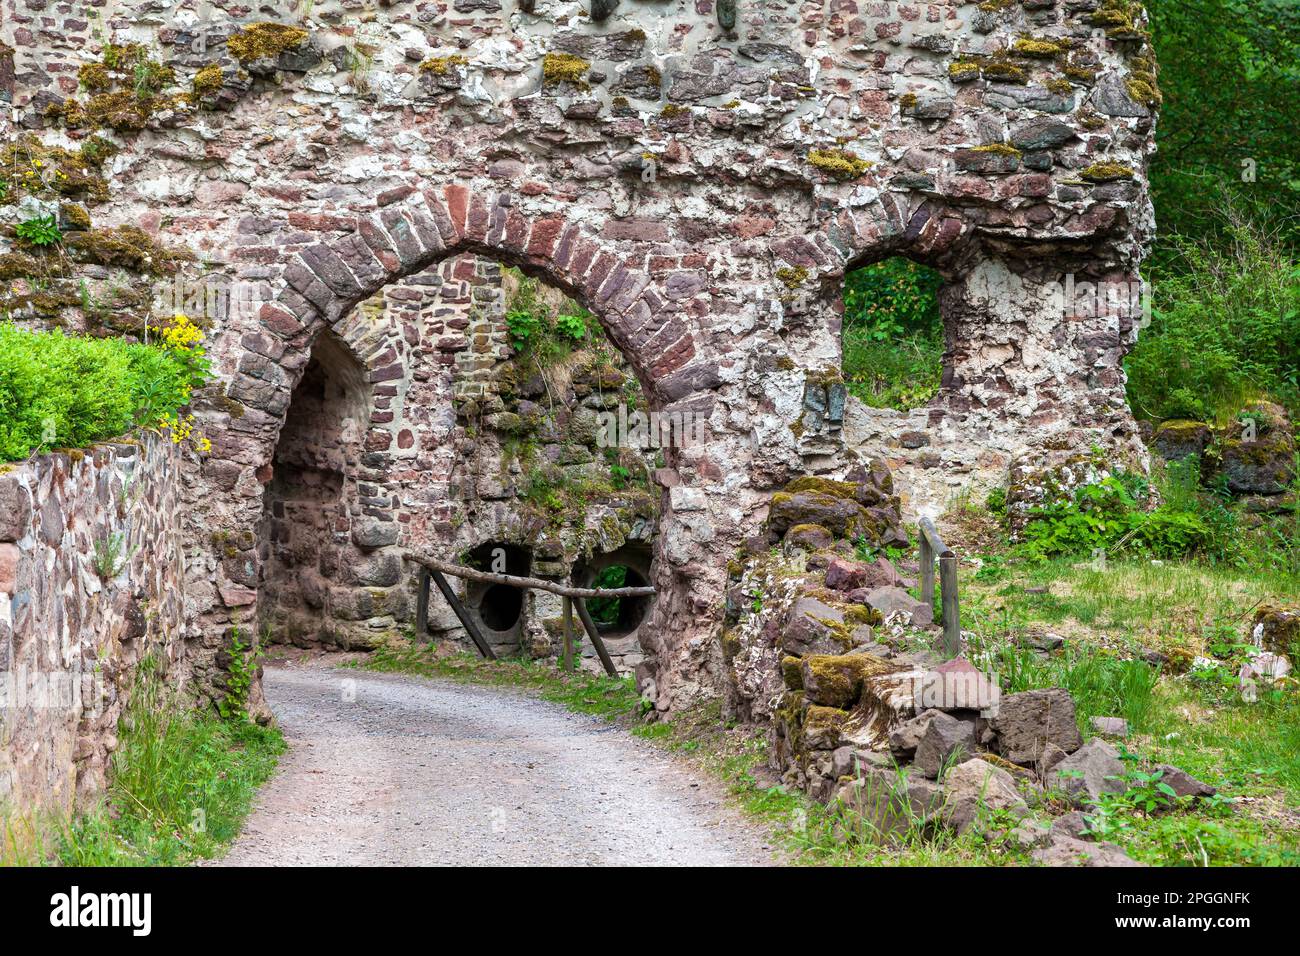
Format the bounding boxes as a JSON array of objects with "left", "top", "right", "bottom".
[
  {"left": 1, "top": 657, "right": 283, "bottom": 866},
  {"left": 1125, "top": 202, "right": 1300, "bottom": 423},
  {"left": 988, "top": 644, "right": 1161, "bottom": 734}
]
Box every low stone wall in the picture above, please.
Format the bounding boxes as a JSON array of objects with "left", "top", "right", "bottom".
[{"left": 0, "top": 435, "right": 186, "bottom": 815}]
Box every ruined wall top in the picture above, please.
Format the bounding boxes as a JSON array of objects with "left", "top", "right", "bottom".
[{"left": 4, "top": 0, "right": 1157, "bottom": 288}]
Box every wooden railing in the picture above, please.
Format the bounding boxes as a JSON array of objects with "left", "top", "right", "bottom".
[
  {"left": 411, "top": 555, "right": 656, "bottom": 677},
  {"left": 918, "top": 517, "right": 962, "bottom": 656}
]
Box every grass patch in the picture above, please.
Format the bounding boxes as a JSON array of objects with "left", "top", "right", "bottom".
[
  {"left": 356, "top": 642, "right": 644, "bottom": 721},
  {"left": 2, "top": 658, "right": 283, "bottom": 865},
  {"left": 954, "top": 531, "right": 1300, "bottom": 864}
]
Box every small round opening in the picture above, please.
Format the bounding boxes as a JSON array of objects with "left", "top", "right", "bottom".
[
  {"left": 479, "top": 583, "right": 523, "bottom": 631},
  {"left": 587, "top": 565, "right": 650, "bottom": 634},
  {"left": 463, "top": 541, "right": 532, "bottom": 638}
]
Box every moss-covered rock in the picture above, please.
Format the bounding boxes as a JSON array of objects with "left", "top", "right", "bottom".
[
  {"left": 769, "top": 490, "right": 877, "bottom": 542},
  {"left": 67, "top": 225, "right": 193, "bottom": 274},
  {"left": 803, "top": 704, "right": 851, "bottom": 750},
  {"left": 1213, "top": 402, "right": 1295, "bottom": 495},
  {"left": 807, "top": 148, "right": 872, "bottom": 181},
  {"left": 1150, "top": 419, "right": 1211, "bottom": 462},
  {"left": 227, "top": 23, "right": 310, "bottom": 63},
  {"left": 542, "top": 52, "right": 591, "bottom": 88},
  {"left": 1251, "top": 604, "right": 1300, "bottom": 656},
  {"left": 800, "top": 653, "right": 896, "bottom": 709},
  {"left": 781, "top": 655, "right": 805, "bottom": 691},
  {"left": 779, "top": 595, "right": 854, "bottom": 657},
  {"left": 1080, "top": 162, "right": 1135, "bottom": 183},
  {"left": 784, "top": 523, "right": 834, "bottom": 551}
]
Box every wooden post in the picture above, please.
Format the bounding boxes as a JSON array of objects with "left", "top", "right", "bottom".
[
  {"left": 918, "top": 517, "right": 961, "bottom": 657},
  {"left": 414, "top": 567, "right": 431, "bottom": 640},
  {"left": 573, "top": 598, "right": 619, "bottom": 677},
  {"left": 919, "top": 531, "right": 935, "bottom": 609},
  {"left": 561, "top": 596, "right": 574, "bottom": 672},
  {"left": 939, "top": 554, "right": 961, "bottom": 657},
  {"left": 428, "top": 567, "right": 497, "bottom": 660}
]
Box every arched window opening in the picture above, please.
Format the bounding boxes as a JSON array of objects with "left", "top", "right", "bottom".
[{"left": 841, "top": 258, "right": 945, "bottom": 411}]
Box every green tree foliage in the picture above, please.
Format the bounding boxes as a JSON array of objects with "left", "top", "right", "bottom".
[
  {"left": 1145, "top": 0, "right": 1300, "bottom": 259},
  {"left": 1126, "top": 204, "right": 1300, "bottom": 421}
]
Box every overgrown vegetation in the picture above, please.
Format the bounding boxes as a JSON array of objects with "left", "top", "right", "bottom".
[
  {"left": 1009, "top": 456, "right": 1300, "bottom": 579},
  {"left": 2, "top": 657, "right": 283, "bottom": 866},
  {"left": 494, "top": 267, "right": 654, "bottom": 521},
  {"left": 840, "top": 258, "right": 945, "bottom": 411},
  {"left": 0, "top": 315, "right": 211, "bottom": 460},
  {"left": 1126, "top": 205, "right": 1299, "bottom": 423},
  {"left": 1144, "top": 0, "right": 1300, "bottom": 260}
]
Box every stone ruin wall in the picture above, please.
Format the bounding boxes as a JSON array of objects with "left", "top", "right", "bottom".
[
  {"left": 0, "top": 0, "right": 1159, "bottom": 719},
  {"left": 0, "top": 438, "right": 186, "bottom": 814}
]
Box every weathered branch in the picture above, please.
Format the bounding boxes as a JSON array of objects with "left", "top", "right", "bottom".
[{"left": 412, "top": 555, "right": 657, "bottom": 599}]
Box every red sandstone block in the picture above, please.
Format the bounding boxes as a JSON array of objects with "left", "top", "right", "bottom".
[
  {"left": 403, "top": 198, "right": 446, "bottom": 254},
  {"left": 583, "top": 252, "right": 617, "bottom": 301},
  {"left": 601, "top": 218, "right": 670, "bottom": 243},
  {"left": 357, "top": 217, "right": 402, "bottom": 273},
  {"left": 419, "top": 189, "right": 458, "bottom": 245},
  {"left": 0, "top": 543, "right": 18, "bottom": 596},
  {"left": 649, "top": 334, "right": 696, "bottom": 378},
  {"left": 465, "top": 191, "right": 491, "bottom": 244},
  {"left": 567, "top": 237, "right": 599, "bottom": 283},
  {"left": 552, "top": 223, "right": 581, "bottom": 271},
  {"left": 525, "top": 216, "right": 564, "bottom": 259},
  {"left": 376, "top": 184, "right": 416, "bottom": 206},
  {"left": 288, "top": 212, "right": 354, "bottom": 231},
  {"left": 502, "top": 208, "right": 530, "bottom": 253},
  {"left": 444, "top": 184, "right": 470, "bottom": 236}
]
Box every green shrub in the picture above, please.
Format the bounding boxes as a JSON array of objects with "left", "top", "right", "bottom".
[
  {"left": 503, "top": 267, "right": 598, "bottom": 371},
  {"left": 0, "top": 323, "right": 204, "bottom": 461},
  {"left": 1015, "top": 473, "right": 1223, "bottom": 562}
]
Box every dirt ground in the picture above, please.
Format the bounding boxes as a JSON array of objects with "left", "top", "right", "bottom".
[{"left": 215, "top": 658, "right": 776, "bottom": 866}]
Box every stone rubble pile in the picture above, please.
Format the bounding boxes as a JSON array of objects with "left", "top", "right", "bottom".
[{"left": 726, "top": 463, "right": 1218, "bottom": 865}]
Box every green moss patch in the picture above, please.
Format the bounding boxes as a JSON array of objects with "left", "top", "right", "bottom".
[
  {"left": 226, "top": 23, "right": 309, "bottom": 63},
  {"left": 542, "top": 52, "right": 591, "bottom": 88},
  {"left": 808, "top": 148, "right": 873, "bottom": 181}
]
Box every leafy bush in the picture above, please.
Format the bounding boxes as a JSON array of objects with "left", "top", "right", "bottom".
[
  {"left": 0, "top": 321, "right": 208, "bottom": 460},
  {"left": 841, "top": 258, "right": 945, "bottom": 410},
  {"left": 503, "top": 267, "right": 598, "bottom": 371},
  {"left": 1015, "top": 473, "right": 1221, "bottom": 562}
]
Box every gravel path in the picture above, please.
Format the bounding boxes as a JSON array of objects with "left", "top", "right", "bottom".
[{"left": 216, "top": 662, "right": 776, "bottom": 866}]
